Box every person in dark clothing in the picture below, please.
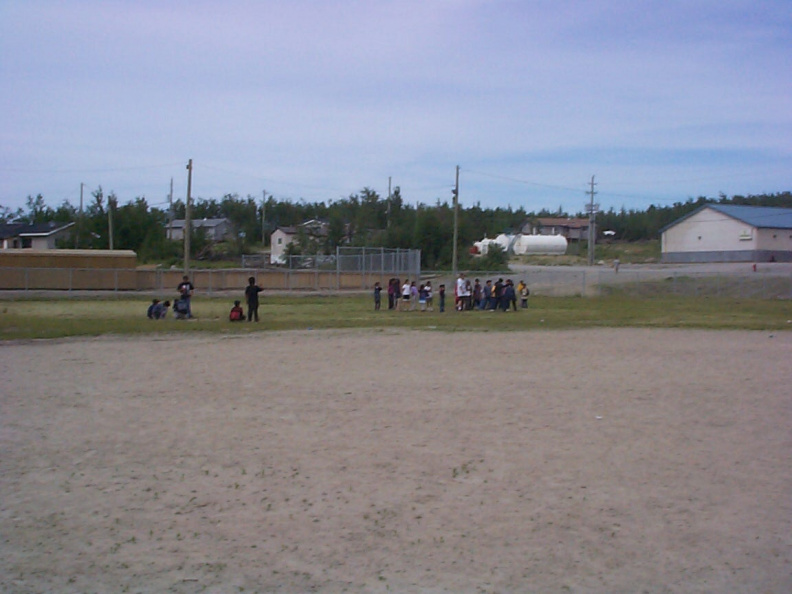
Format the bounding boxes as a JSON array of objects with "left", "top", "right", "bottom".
[
  {"left": 482, "top": 280, "right": 492, "bottom": 310},
  {"left": 147, "top": 299, "right": 160, "bottom": 319},
  {"left": 493, "top": 278, "right": 504, "bottom": 310},
  {"left": 387, "top": 278, "right": 396, "bottom": 310},
  {"left": 373, "top": 282, "right": 382, "bottom": 311},
  {"left": 501, "top": 280, "right": 516, "bottom": 312},
  {"left": 507, "top": 279, "right": 518, "bottom": 311},
  {"left": 177, "top": 275, "right": 194, "bottom": 318},
  {"left": 245, "top": 276, "right": 263, "bottom": 322}
]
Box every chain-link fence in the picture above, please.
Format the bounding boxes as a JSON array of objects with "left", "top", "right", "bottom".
[{"left": 0, "top": 248, "right": 422, "bottom": 293}]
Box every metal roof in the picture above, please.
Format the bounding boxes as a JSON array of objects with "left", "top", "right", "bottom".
[
  {"left": 661, "top": 204, "right": 792, "bottom": 233},
  {"left": 0, "top": 221, "right": 74, "bottom": 239},
  {"left": 706, "top": 204, "right": 792, "bottom": 229}
]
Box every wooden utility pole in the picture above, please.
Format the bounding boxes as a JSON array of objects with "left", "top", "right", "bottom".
[
  {"left": 75, "top": 182, "right": 84, "bottom": 248},
  {"left": 452, "top": 165, "right": 460, "bottom": 278},
  {"left": 586, "top": 175, "right": 598, "bottom": 266},
  {"left": 108, "top": 193, "right": 115, "bottom": 250},
  {"left": 261, "top": 190, "right": 267, "bottom": 245},
  {"left": 168, "top": 177, "right": 174, "bottom": 240},
  {"left": 387, "top": 176, "right": 392, "bottom": 228},
  {"left": 184, "top": 159, "right": 193, "bottom": 273}
]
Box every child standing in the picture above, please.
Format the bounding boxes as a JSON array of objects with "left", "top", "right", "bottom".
[
  {"left": 518, "top": 280, "right": 529, "bottom": 308},
  {"left": 438, "top": 284, "right": 446, "bottom": 312},
  {"left": 373, "top": 282, "right": 382, "bottom": 310},
  {"left": 425, "top": 281, "right": 434, "bottom": 311},
  {"left": 410, "top": 281, "right": 419, "bottom": 311}
]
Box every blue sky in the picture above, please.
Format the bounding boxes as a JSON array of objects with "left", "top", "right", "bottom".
[{"left": 1, "top": 0, "right": 790, "bottom": 216}]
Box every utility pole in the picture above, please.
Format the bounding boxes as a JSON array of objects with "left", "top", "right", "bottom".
[
  {"left": 168, "top": 177, "right": 174, "bottom": 240},
  {"left": 184, "top": 159, "right": 193, "bottom": 273},
  {"left": 586, "top": 175, "right": 598, "bottom": 266},
  {"left": 452, "top": 165, "right": 460, "bottom": 279},
  {"left": 75, "top": 182, "right": 84, "bottom": 248},
  {"left": 261, "top": 190, "right": 267, "bottom": 246},
  {"left": 387, "top": 176, "right": 392, "bottom": 229},
  {"left": 108, "top": 193, "right": 115, "bottom": 250}
]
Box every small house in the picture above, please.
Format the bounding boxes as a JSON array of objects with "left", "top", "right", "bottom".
[{"left": 0, "top": 221, "right": 75, "bottom": 249}]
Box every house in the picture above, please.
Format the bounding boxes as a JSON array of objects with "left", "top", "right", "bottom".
[
  {"left": 661, "top": 204, "right": 792, "bottom": 263},
  {"left": 166, "top": 218, "right": 232, "bottom": 242},
  {"left": 0, "top": 221, "right": 75, "bottom": 249},
  {"left": 269, "top": 226, "right": 298, "bottom": 265},
  {"left": 519, "top": 217, "right": 589, "bottom": 241},
  {"left": 269, "top": 219, "right": 330, "bottom": 265}
]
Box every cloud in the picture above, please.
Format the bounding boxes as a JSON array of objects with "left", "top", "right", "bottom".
[{"left": 1, "top": 0, "right": 790, "bottom": 213}]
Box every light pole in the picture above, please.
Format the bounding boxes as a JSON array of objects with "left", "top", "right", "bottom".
[{"left": 452, "top": 165, "right": 459, "bottom": 279}]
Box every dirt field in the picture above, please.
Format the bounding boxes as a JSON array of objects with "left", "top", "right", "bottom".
[{"left": 1, "top": 328, "right": 791, "bottom": 593}]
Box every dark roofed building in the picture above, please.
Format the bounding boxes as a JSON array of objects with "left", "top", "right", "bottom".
[
  {"left": 0, "top": 221, "right": 75, "bottom": 249},
  {"left": 519, "top": 217, "right": 589, "bottom": 241}
]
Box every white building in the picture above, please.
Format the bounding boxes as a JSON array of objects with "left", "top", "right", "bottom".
[
  {"left": 269, "top": 226, "right": 297, "bottom": 265},
  {"left": 661, "top": 204, "right": 792, "bottom": 263},
  {"left": 269, "top": 219, "right": 330, "bottom": 265}
]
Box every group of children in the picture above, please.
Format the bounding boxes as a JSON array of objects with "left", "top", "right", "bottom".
[
  {"left": 374, "top": 276, "right": 529, "bottom": 312},
  {"left": 146, "top": 297, "right": 190, "bottom": 320},
  {"left": 230, "top": 276, "right": 264, "bottom": 321},
  {"left": 146, "top": 275, "right": 264, "bottom": 322},
  {"left": 377, "top": 279, "right": 447, "bottom": 312}
]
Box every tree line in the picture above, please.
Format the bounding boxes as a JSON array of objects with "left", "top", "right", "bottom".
[{"left": 2, "top": 188, "right": 790, "bottom": 267}]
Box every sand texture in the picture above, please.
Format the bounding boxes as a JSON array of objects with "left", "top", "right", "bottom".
[{"left": 1, "top": 328, "right": 791, "bottom": 593}]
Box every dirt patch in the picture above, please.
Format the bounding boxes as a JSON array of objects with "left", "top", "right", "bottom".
[{"left": 1, "top": 329, "right": 791, "bottom": 592}]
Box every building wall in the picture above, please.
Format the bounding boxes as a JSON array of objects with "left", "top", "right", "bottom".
[
  {"left": 269, "top": 230, "right": 295, "bottom": 264},
  {"left": 662, "top": 207, "right": 756, "bottom": 254},
  {"left": 662, "top": 208, "right": 792, "bottom": 263},
  {"left": 30, "top": 235, "right": 58, "bottom": 249},
  {"left": 755, "top": 227, "right": 792, "bottom": 251},
  {"left": 0, "top": 249, "right": 137, "bottom": 269}
]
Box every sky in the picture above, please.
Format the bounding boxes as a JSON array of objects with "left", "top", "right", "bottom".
[{"left": 1, "top": 0, "right": 791, "bottom": 217}]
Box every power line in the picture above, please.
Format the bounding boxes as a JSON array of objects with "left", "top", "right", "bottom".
[
  {"left": 0, "top": 162, "right": 183, "bottom": 174},
  {"left": 464, "top": 168, "right": 585, "bottom": 193}
]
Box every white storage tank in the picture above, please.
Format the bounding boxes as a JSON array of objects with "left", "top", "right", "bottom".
[
  {"left": 512, "top": 234, "right": 568, "bottom": 255},
  {"left": 494, "top": 233, "right": 516, "bottom": 252},
  {"left": 474, "top": 238, "right": 499, "bottom": 255}
]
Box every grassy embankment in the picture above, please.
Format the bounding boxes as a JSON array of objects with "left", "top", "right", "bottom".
[{"left": 1, "top": 292, "right": 790, "bottom": 341}]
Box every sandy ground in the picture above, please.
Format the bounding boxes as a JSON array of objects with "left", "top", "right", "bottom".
[{"left": 1, "top": 328, "right": 791, "bottom": 593}]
